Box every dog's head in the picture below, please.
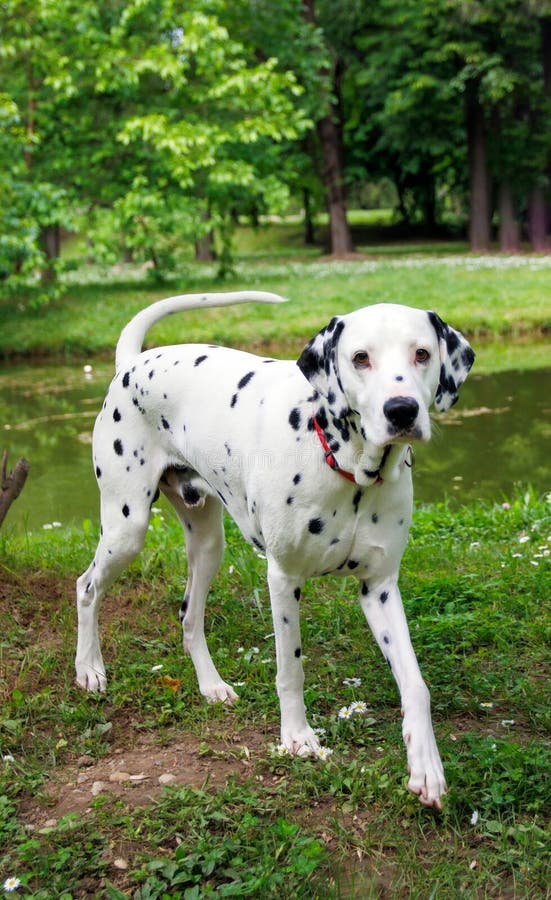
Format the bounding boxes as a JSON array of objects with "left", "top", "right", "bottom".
[{"left": 297, "top": 303, "right": 474, "bottom": 449}]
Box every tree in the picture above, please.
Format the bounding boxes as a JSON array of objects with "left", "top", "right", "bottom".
[{"left": 0, "top": 0, "right": 313, "bottom": 286}]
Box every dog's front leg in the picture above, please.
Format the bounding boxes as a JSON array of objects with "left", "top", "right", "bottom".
[
  {"left": 267, "top": 558, "right": 321, "bottom": 756},
  {"left": 359, "top": 580, "right": 447, "bottom": 808}
]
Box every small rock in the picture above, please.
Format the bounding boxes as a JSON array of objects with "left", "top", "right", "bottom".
[
  {"left": 158, "top": 773, "right": 177, "bottom": 785},
  {"left": 91, "top": 781, "right": 108, "bottom": 796},
  {"left": 113, "top": 857, "right": 129, "bottom": 870},
  {"left": 44, "top": 818, "right": 57, "bottom": 828},
  {"left": 109, "top": 771, "right": 131, "bottom": 783},
  {"left": 77, "top": 755, "right": 95, "bottom": 768}
]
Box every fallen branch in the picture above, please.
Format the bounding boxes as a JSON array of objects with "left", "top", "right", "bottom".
[{"left": 0, "top": 449, "right": 30, "bottom": 529}]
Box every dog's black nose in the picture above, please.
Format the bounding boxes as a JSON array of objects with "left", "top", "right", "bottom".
[{"left": 383, "top": 396, "right": 419, "bottom": 431}]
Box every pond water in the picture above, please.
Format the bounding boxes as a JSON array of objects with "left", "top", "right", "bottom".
[{"left": 1, "top": 360, "right": 550, "bottom": 533}]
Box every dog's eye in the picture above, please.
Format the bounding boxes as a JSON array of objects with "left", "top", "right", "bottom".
[
  {"left": 415, "top": 348, "right": 430, "bottom": 364},
  {"left": 353, "top": 350, "right": 370, "bottom": 368}
]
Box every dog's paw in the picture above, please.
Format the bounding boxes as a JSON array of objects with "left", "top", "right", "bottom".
[
  {"left": 202, "top": 681, "right": 238, "bottom": 705},
  {"left": 75, "top": 662, "right": 107, "bottom": 693},
  {"left": 281, "top": 724, "right": 322, "bottom": 757},
  {"left": 403, "top": 727, "right": 447, "bottom": 809}
]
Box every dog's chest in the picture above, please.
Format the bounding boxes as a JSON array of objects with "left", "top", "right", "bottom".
[{"left": 255, "top": 469, "right": 413, "bottom": 580}]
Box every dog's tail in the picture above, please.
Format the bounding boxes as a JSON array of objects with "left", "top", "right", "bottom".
[{"left": 115, "top": 291, "right": 287, "bottom": 372}]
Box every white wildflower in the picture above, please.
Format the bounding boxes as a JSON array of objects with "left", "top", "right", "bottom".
[
  {"left": 274, "top": 744, "right": 289, "bottom": 757},
  {"left": 470, "top": 810, "right": 479, "bottom": 826},
  {"left": 3, "top": 877, "right": 21, "bottom": 893},
  {"left": 338, "top": 705, "right": 353, "bottom": 719},
  {"left": 349, "top": 701, "right": 368, "bottom": 715},
  {"left": 316, "top": 746, "right": 333, "bottom": 761}
]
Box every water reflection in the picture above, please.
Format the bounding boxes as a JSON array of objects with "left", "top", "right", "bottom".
[{"left": 1, "top": 361, "right": 549, "bottom": 531}]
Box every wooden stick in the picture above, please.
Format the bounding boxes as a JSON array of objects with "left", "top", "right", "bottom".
[{"left": 0, "top": 449, "right": 30, "bottom": 528}]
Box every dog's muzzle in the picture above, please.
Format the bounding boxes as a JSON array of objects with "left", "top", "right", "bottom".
[{"left": 383, "top": 396, "right": 420, "bottom": 433}]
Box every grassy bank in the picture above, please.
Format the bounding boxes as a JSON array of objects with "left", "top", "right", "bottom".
[
  {"left": 1, "top": 251, "right": 551, "bottom": 373},
  {"left": 0, "top": 491, "right": 549, "bottom": 896}
]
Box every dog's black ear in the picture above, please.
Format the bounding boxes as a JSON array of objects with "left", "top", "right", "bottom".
[
  {"left": 297, "top": 316, "right": 348, "bottom": 416},
  {"left": 428, "top": 312, "right": 475, "bottom": 411}
]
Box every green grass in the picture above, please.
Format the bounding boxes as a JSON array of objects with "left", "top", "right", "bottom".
[
  {"left": 1, "top": 239, "right": 551, "bottom": 373},
  {"left": 0, "top": 491, "right": 549, "bottom": 896}
]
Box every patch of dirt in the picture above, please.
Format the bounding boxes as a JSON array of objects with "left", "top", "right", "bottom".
[{"left": 19, "top": 726, "right": 270, "bottom": 829}]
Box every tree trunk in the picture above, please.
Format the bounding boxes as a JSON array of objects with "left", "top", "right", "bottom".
[
  {"left": 0, "top": 450, "right": 29, "bottom": 529},
  {"left": 527, "top": 186, "right": 550, "bottom": 251},
  {"left": 40, "top": 224, "right": 61, "bottom": 283},
  {"left": 317, "top": 113, "right": 354, "bottom": 255},
  {"left": 498, "top": 183, "right": 520, "bottom": 253},
  {"left": 303, "top": 188, "right": 316, "bottom": 245},
  {"left": 465, "top": 81, "right": 491, "bottom": 252},
  {"left": 422, "top": 174, "right": 437, "bottom": 233},
  {"left": 195, "top": 230, "right": 216, "bottom": 262},
  {"left": 304, "top": 0, "right": 353, "bottom": 256},
  {"left": 195, "top": 207, "right": 216, "bottom": 262}
]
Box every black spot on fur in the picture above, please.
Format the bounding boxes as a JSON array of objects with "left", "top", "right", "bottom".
[
  {"left": 361, "top": 582, "right": 369, "bottom": 596},
  {"left": 293, "top": 473, "right": 301, "bottom": 485},
  {"left": 96, "top": 466, "right": 102, "bottom": 478},
  {"left": 122, "top": 372, "right": 130, "bottom": 388},
  {"left": 353, "top": 489, "right": 362, "bottom": 513},
  {"left": 289, "top": 408, "right": 301, "bottom": 430},
  {"left": 283, "top": 615, "right": 289, "bottom": 624},
  {"left": 113, "top": 439, "right": 123, "bottom": 456},
  {"left": 294, "top": 587, "right": 301, "bottom": 601},
  {"left": 149, "top": 370, "right": 154, "bottom": 380},
  {"left": 372, "top": 512, "right": 379, "bottom": 524},
  {"left": 122, "top": 504, "right": 130, "bottom": 518},
  {"left": 347, "top": 560, "right": 359, "bottom": 570},
  {"left": 194, "top": 355, "right": 208, "bottom": 366},
  {"left": 161, "top": 416, "right": 170, "bottom": 430},
  {"left": 287, "top": 496, "right": 294, "bottom": 505},
  {"left": 182, "top": 485, "right": 201, "bottom": 506},
  {"left": 230, "top": 393, "right": 238, "bottom": 408},
  {"left": 238, "top": 371, "right": 255, "bottom": 390},
  {"left": 308, "top": 517, "right": 324, "bottom": 534},
  {"left": 380, "top": 591, "right": 389, "bottom": 604},
  {"left": 316, "top": 406, "right": 328, "bottom": 430},
  {"left": 252, "top": 536, "right": 264, "bottom": 550},
  {"left": 294, "top": 647, "right": 302, "bottom": 658},
  {"left": 113, "top": 408, "right": 121, "bottom": 422}
]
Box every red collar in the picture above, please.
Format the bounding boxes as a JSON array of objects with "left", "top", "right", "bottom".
[{"left": 313, "top": 416, "right": 358, "bottom": 484}]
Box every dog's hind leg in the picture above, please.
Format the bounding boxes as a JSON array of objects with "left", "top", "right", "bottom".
[
  {"left": 161, "top": 482, "right": 237, "bottom": 704},
  {"left": 76, "top": 494, "right": 152, "bottom": 692}
]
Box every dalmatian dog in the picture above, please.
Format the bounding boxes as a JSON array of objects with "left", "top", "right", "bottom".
[{"left": 76, "top": 291, "right": 474, "bottom": 808}]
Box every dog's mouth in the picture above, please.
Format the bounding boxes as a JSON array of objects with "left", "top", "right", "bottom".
[{"left": 385, "top": 423, "right": 425, "bottom": 442}]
